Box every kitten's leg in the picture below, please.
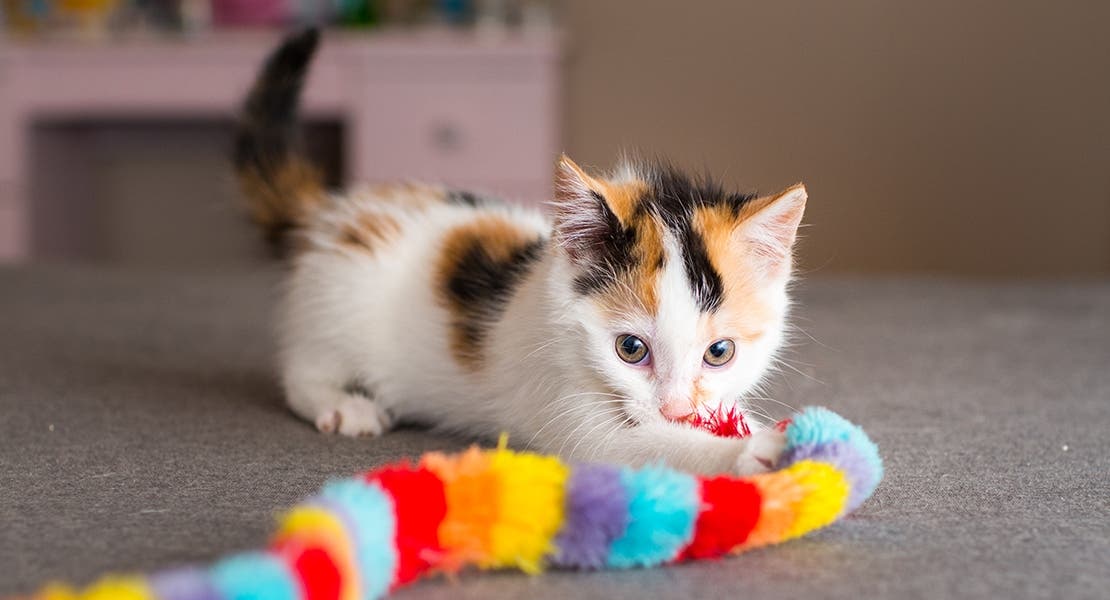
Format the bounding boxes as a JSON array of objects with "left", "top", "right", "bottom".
[
  {"left": 733, "top": 427, "right": 788, "bottom": 474},
  {"left": 564, "top": 421, "right": 786, "bottom": 476},
  {"left": 283, "top": 362, "right": 394, "bottom": 437}
]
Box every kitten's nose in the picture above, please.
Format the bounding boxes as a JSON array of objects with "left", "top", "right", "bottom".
[{"left": 660, "top": 399, "right": 695, "bottom": 422}]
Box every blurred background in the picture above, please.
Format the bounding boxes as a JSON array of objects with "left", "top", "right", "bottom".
[{"left": 1, "top": 0, "right": 1107, "bottom": 276}]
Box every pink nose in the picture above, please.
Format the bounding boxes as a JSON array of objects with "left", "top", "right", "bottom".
[{"left": 660, "top": 400, "right": 695, "bottom": 422}]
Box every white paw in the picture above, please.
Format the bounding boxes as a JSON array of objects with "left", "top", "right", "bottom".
[
  {"left": 733, "top": 428, "right": 787, "bottom": 475},
  {"left": 315, "top": 396, "right": 392, "bottom": 437},
  {"left": 315, "top": 409, "right": 341, "bottom": 433}
]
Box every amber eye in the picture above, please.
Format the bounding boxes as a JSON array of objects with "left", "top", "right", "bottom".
[
  {"left": 615, "top": 334, "right": 649, "bottom": 364},
  {"left": 703, "top": 339, "right": 735, "bottom": 367}
]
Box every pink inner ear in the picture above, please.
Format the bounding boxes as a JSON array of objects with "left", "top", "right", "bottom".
[
  {"left": 552, "top": 158, "right": 618, "bottom": 264},
  {"left": 742, "top": 186, "right": 807, "bottom": 276}
]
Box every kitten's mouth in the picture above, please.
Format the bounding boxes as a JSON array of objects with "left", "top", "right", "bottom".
[{"left": 665, "top": 412, "right": 698, "bottom": 424}]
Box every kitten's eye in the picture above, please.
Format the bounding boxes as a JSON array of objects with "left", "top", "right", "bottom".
[
  {"left": 615, "top": 334, "right": 649, "bottom": 365},
  {"left": 703, "top": 339, "right": 735, "bottom": 367}
]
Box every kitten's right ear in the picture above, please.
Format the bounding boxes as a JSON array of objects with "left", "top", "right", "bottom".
[{"left": 552, "top": 155, "right": 623, "bottom": 265}]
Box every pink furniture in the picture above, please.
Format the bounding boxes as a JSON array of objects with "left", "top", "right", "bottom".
[{"left": 0, "top": 29, "right": 562, "bottom": 262}]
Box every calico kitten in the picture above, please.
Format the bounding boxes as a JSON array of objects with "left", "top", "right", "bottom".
[{"left": 235, "top": 30, "right": 806, "bottom": 475}]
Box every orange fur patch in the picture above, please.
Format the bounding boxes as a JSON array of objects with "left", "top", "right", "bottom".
[
  {"left": 556, "top": 156, "right": 648, "bottom": 226},
  {"left": 595, "top": 179, "right": 665, "bottom": 317},
  {"left": 594, "top": 178, "right": 649, "bottom": 226},
  {"left": 238, "top": 158, "right": 326, "bottom": 231},
  {"left": 590, "top": 209, "right": 666, "bottom": 318},
  {"left": 338, "top": 212, "right": 401, "bottom": 254},
  {"left": 692, "top": 204, "right": 779, "bottom": 339},
  {"left": 628, "top": 214, "right": 665, "bottom": 312},
  {"left": 436, "top": 217, "right": 543, "bottom": 371}
]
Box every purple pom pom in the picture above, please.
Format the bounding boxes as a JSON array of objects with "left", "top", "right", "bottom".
[{"left": 551, "top": 464, "right": 630, "bottom": 568}]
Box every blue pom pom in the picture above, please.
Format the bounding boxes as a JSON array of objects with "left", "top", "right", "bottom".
[
  {"left": 606, "top": 465, "right": 699, "bottom": 568},
  {"left": 210, "top": 552, "right": 299, "bottom": 600},
  {"left": 319, "top": 477, "right": 398, "bottom": 598},
  {"left": 786, "top": 407, "right": 884, "bottom": 502}
]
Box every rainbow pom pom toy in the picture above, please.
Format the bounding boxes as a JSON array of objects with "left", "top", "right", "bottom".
[{"left": 27, "top": 406, "right": 881, "bottom": 600}]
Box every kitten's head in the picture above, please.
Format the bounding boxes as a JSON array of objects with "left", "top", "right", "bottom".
[{"left": 552, "top": 156, "right": 807, "bottom": 429}]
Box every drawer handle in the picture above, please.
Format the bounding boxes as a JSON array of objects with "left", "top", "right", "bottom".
[{"left": 431, "top": 121, "right": 465, "bottom": 154}]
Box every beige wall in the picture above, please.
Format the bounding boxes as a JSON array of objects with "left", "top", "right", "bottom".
[{"left": 561, "top": 1, "right": 1110, "bottom": 276}]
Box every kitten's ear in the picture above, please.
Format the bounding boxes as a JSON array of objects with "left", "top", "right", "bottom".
[
  {"left": 736, "top": 183, "right": 807, "bottom": 279},
  {"left": 552, "top": 155, "right": 623, "bottom": 264}
]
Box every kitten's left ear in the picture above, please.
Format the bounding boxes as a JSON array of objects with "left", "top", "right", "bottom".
[
  {"left": 736, "top": 183, "right": 808, "bottom": 279},
  {"left": 551, "top": 155, "right": 624, "bottom": 265}
]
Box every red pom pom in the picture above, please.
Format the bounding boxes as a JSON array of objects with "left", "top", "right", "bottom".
[
  {"left": 680, "top": 476, "right": 762, "bottom": 560},
  {"left": 689, "top": 406, "right": 751, "bottom": 438},
  {"left": 272, "top": 542, "right": 341, "bottom": 600},
  {"left": 366, "top": 464, "right": 448, "bottom": 586}
]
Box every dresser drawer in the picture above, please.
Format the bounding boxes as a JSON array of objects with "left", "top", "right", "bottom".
[{"left": 352, "top": 80, "right": 555, "bottom": 187}]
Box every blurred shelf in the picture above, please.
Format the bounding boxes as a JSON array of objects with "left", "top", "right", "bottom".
[
  {"left": 0, "top": 27, "right": 564, "bottom": 262},
  {"left": 1, "top": 27, "right": 564, "bottom": 59}
]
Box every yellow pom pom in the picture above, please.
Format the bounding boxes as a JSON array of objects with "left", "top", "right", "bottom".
[
  {"left": 781, "top": 460, "right": 850, "bottom": 540},
  {"left": 274, "top": 506, "right": 360, "bottom": 600},
  {"left": 77, "top": 577, "right": 153, "bottom": 600},
  {"left": 485, "top": 447, "right": 569, "bottom": 573}
]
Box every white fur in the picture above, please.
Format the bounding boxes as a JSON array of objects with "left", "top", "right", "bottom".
[{"left": 278, "top": 185, "right": 796, "bottom": 475}]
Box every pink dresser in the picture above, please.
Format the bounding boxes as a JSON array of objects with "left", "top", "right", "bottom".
[{"left": 0, "top": 30, "right": 563, "bottom": 262}]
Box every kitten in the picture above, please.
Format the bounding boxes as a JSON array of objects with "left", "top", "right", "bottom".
[{"left": 235, "top": 30, "right": 806, "bottom": 475}]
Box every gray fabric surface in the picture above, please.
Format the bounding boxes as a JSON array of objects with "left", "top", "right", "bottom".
[{"left": 1, "top": 265, "right": 1107, "bottom": 599}]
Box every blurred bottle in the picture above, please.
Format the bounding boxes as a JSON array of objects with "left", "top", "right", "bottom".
[
  {"left": 56, "top": 0, "right": 122, "bottom": 37},
  {"left": 436, "top": 0, "right": 466, "bottom": 25},
  {"left": 334, "top": 0, "right": 377, "bottom": 27},
  {"left": 474, "top": 0, "right": 504, "bottom": 30},
  {"left": 179, "top": 0, "right": 210, "bottom": 32},
  {"left": 211, "top": 0, "right": 288, "bottom": 27},
  {"left": 2, "top": 0, "right": 49, "bottom": 33}
]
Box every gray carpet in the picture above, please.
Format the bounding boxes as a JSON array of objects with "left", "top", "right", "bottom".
[{"left": 1, "top": 265, "right": 1108, "bottom": 599}]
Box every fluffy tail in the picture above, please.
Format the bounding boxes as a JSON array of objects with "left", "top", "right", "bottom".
[{"left": 234, "top": 28, "right": 325, "bottom": 246}]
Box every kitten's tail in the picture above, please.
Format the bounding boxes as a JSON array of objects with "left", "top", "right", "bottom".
[{"left": 234, "top": 28, "right": 325, "bottom": 247}]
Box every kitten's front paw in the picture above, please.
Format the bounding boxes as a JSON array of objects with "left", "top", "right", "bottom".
[
  {"left": 315, "top": 396, "right": 393, "bottom": 437},
  {"left": 733, "top": 428, "right": 787, "bottom": 475}
]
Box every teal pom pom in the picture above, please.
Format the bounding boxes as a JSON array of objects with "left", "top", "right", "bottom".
[
  {"left": 606, "top": 465, "right": 699, "bottom": 568},
  {"left": 319, "top": 478, "right": 398, "bottom": 598},
  {"left": 210, "top": 552, "right": 299, "bottom": 600},
  {"left": 786, "top": 406, "right": 884, "bottom": 501}
]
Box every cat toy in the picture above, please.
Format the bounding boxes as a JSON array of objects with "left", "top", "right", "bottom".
[{"left": 28, "top": 406, "right": 882, "bottom": 600}]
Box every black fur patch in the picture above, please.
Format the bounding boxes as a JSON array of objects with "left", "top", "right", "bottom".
[
  {"left": 640, "top": 165, "right": 757, "bottom": 312},
  {"left": 573, "top": 162, "right": 757, "bottom": 313},
  {"left": 571, "top": 191, "right": 638, "bottom": 295},
  {"left": 233, "top": 28, "right": 322, "bottom": 251},
  {"left": 234, "top": 28, "right": 319, "bottom": 173},
  {"left": 445, "top": 236, "right": 547, "bottom": 364}
]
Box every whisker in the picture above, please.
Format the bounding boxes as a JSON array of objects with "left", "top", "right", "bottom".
[
  {"left": 742, "top": 394, "right": 799, "bottom": 414},
  {"left": 772, "top": 357, "right": 826, "bottom": 385},
  {"left": 521, "top": 338, "right": 560, "bottom": 360},
  {"left": 527, "top": 401, "right": 627, "bottom": 447},
  {"left": 593, "top": 415, "right": 634, "bottom": 459},
  {"left": 567, "top": 413, "right": 627, "bottom": 461}
]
